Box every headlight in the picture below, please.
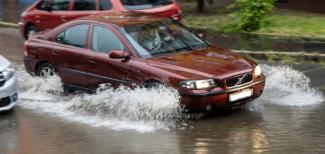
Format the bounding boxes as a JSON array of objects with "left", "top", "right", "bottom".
[
  {"left": 2, "top": 66, "right": 15, "bottom": 80},
  {"left": 254, "top": 65, "right": 262, "bottom": 77},
  {"left": 179, "top": 79, "right": 216, "bottom": 90}
]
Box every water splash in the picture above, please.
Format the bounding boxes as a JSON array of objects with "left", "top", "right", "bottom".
[
  {"left": 17, "top": 71, "right": 183, "bottom": 132},
  {"left": 250, "top": 64, "right": 324, "bottom": 108},
  {"left": 16, "top": 64, "right": 324, "bottom": 132}
]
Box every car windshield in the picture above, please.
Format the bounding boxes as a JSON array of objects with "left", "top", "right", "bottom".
[
  {"left": 122, "top": 20, "right": 209, "bottom": 57},
  {"left": 121, "top": 0, "right": 173, "bottom": 10}
]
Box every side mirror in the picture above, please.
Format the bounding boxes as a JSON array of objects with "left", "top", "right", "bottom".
[{"left": 109, "top": 50, "right": 130, "bottom": 60}]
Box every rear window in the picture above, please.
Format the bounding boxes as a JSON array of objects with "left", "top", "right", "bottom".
[
  {"left": 56, "top": 24, "right": 89, "bottom": 48},
  {"left": 73, "top": 0, "right": 96, "bottom": 11},
  {"left": 121, "top": 0, "right": 173, "bottom": 10},
  {"left": 99, "top": 0, "right": 112, "bottom": 10},
  {"left": 36, "top": 0, "right": 70, "bottom": 11}
]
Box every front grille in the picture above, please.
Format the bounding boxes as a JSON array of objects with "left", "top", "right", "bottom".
[
  {"left": 226, "top": 73, "right": 253, "bottom": 88},
  {"left": 0, "top": 74, "right": 5, "bottom": 87},
  {"left": 0, "top": 97, "right": 11, "bottom": 108}
]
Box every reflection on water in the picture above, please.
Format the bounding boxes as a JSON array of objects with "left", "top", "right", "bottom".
[
  {"left": 0, "top": 0, "right": 36, "bottom": 23},
  {"left": 203, "top": 31, "right": 325, "bottom": 54}
]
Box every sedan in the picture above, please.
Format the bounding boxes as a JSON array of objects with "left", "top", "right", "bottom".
[
  {"left": 0, "top": 55, "right": 18, "bottom": 112},
  {"left": 24, "top": 12, "right": 265, "bottom": 111}
]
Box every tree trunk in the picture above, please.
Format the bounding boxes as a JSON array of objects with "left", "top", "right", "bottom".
[{"left": 197, "top": 0, "right": 205, "bottom": 13}]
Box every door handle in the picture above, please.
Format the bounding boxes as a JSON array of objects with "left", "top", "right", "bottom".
[
  {"left": 52, "top": 51, "right": 59, "bottom": 55},
  {"left": 60, "top": 16, "right": 67, "bottom": 22},
  {"left": 88, "top": 59, "right": 96, "bottom": 64}
]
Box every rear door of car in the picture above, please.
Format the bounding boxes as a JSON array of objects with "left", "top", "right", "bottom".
[
  {"left": 35, "top": 0, "right": 73, "bottom": 30},
  {"left": 65, "top": 0, "right": 113, "bottom": 21},
  {"left": 51, "top": 23, "right": 94, "bottom": 88},
  {"left": 85, "top": 24, "right": 132, "bottom": 88}
]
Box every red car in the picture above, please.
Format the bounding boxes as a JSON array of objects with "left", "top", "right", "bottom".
[
  {"left": 19, "top": 0, "right": 181, "bottom": 39},
  {"left": 23, "top": 12, "right": 265, "bottom": 111}
]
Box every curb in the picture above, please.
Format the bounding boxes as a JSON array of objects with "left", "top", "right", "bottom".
[
  {"left": 233, "top": 50, "right": 325, "bottom": 63},
  {"left": 0, "top": 21, "right": 19, "bottom": 28}
]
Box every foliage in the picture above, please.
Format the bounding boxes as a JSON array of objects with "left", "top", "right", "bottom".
[
  {"left": 183, "top": 10, "right": 325, "bottom": 39},
  {"left": 229, "top": 0, "right": 275, "bottom": 32}
]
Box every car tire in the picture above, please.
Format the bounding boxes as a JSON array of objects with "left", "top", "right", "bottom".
[
  {"left": 37, "top": 63, "right": 56, "bottom": 78},
  {"left": 25, "top": 25, "right": 38, "bottom": 39}
]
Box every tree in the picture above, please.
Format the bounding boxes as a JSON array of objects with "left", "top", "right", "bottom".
[
  {"left": 197, "top": 0, "right": 205, "bottom": 13},
  {"left": 230, "top": 0, "right": 275, "bottom": 32}
]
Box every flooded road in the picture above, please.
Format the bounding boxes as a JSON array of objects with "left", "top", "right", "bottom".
[{"left": 0, "top": 27, "right": 325, "bottom": 154}]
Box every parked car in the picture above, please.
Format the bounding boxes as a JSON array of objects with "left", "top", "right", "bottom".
[
  {"left": 23, "top": 12, "right": 265, "bottom": 111},
  {"left": 0, "top": 55, "right": 18, "bottom": 112},
  {"left": 19, "top": 0, "right": 182, "bottom": 39}
]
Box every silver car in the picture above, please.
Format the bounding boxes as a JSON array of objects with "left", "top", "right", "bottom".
[{"left": 0, "top": 55, "right": 18, "bottom": 111}]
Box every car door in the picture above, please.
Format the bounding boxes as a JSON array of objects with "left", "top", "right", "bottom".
[
  {"left": 35, "top": 0, "right": 73, "bottom": 31},
  {"left": 51, "top": 24, "right": 94, "bottom": 88},
  {"left": 86, "top": 25, "right": 132, "bottom": 89}
]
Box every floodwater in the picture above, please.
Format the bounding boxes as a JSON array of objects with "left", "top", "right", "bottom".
[
  {"left": 205, "top": 32, "right": 325, "bottom": 53},
  {"left": 0, "top": 28, "right": 325, "bottom": 153},
  {"left": 1, "top": 58, "right": 325, "bottom": 154}
]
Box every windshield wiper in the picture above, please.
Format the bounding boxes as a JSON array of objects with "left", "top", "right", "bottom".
[
  {"left": 190, "top": 43, "right": 208, "bottom": 50},
  {"left": 153, "top": 46, "right": 191, "bottom": 56}
]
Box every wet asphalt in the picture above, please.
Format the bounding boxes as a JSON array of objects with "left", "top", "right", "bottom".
[{"left": 0, "top": 27, "right": 325, "bottom": 154}]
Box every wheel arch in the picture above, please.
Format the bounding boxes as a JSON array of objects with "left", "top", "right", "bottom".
[
  {"left": 24, "top": 22, "right": 38, "bottom": 39},
  {"left": 143, "top": 79, "right": 162, "bottom": 88},
  {"left": 35, "top": 61, "right": 56, "bottom": 76}
]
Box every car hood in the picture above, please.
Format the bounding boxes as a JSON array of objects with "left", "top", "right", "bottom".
[
  {"left": 0, "top": 55, "right": 11, "bottom": 72},
  {"left": 147, "top": 47, "right": 254, "bottom": 79}
]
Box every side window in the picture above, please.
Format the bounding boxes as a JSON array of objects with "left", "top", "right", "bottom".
[
  {"left": 91, "top": 26, "right": 125, "bottom": 53},
  {"left": 36, "top": 0, "right": 51, "bottom": 10},
  {"left": 73, "top": 0, "right": 96, "bottom": 11},
  {"left": 51, "top": 0, "right": 70, "bottom": 11},
  {"left": 99, "top": 0, "right": 112, "bottom": 10},
  {"left": 56, "top": 24, "right": 89, "bottom": 48}
]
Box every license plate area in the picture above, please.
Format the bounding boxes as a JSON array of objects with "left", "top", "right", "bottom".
[{"left": 229, "top": 89, "right": 253, "bottom": 102}]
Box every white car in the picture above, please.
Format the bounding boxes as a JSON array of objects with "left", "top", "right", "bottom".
[{"left": 0, "top": 55, "right": 18, "bottom": 111}]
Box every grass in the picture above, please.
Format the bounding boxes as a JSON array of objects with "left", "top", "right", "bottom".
[{"left": 182, "top": 5, "right": 325, "bottom": 39}]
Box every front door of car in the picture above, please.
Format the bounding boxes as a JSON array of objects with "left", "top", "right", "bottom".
[
  {"left": 36, "top": 0, "right": 73, "bottom": 30},
  {"left": 86, "top": 25, "right": 132, "bottom": 89},
  {"left": 52, "top": 24, "right": 94, "bottom": 88}
]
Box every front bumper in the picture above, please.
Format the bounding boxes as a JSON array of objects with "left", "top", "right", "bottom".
[
  {"left": 0, "top": 74, "right": 18, "bottom": 112},
  {"left": 180, "top": 77, "right": 266, "bottom": 111}
]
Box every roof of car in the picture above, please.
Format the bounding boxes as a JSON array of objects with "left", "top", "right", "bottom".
[{"left": 77, "top": 12, "right": 166, "bottom": 27}]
